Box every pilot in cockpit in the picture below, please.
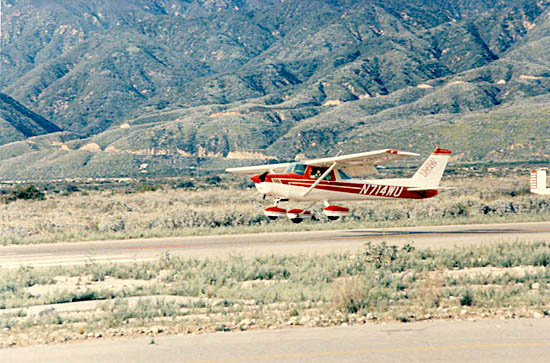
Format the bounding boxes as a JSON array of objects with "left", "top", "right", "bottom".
[{"left": 313, "top": 169, "right": 321, "bottom": 178}]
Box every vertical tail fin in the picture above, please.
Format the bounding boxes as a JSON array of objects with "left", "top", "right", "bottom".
[
  {"left": 531, "top": 169, "right": 550, "bottom": 195},
  {"left": 410, "top": 147, "right": 452, "bottom": 188}
]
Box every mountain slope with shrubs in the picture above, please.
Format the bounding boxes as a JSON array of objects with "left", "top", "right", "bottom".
[{"left": 1, "top": 0, "right": 549, "bottom": 179}]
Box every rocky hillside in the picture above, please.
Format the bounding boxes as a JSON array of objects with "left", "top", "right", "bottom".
[{"left": 1, "top": 0, "right": 549, "bottom": 179}]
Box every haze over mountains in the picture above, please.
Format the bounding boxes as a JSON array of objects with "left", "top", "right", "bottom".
[{"left": 1, "top": 0, "right": 549, "bottom": 179}]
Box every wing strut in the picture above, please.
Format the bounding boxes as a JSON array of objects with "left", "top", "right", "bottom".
[{"left": 301, "top": 162, "right": 337, "bottom": 197}]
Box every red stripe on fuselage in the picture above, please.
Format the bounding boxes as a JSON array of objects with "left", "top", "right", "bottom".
[{"left": 267, "top": 174, "right": 435, "bottom": 199}]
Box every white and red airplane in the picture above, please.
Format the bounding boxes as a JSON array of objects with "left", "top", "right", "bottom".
[
  {"left": 227, "top": 147, "right": 453, "bottom": 223},
  {"left": 530, "top": 169, "right": 550, "bottom": 195}
]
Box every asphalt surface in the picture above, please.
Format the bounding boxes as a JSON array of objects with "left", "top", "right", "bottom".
[
  {"left": 1, "top": 222, "right": 550, "bottom": 268},
  {"left": 2, "top": 318, "right": 550, "bottom": 362}
]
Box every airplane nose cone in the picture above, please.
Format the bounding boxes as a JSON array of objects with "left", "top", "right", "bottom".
[{"left": 250, "top": 172, "right": 268, "bottom": 184}]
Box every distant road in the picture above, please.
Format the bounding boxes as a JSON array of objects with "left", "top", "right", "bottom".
[
  {"left": 1, "top": 222, "right": 549, "bottom": 268},
  {"left": 2, "top": 318, "right": 550, "bottom": 362}
]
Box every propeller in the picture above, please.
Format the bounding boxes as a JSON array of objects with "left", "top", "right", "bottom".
[{"left": 250, "top": 171, "right": 269, "bottom": 184}]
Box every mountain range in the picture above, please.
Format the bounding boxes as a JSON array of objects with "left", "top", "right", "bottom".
[{"left": 1, "top": 0, "right": 549, "bottom": 179}]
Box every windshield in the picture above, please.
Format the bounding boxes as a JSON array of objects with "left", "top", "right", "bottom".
[
  {"left": 338, "top": 169, "right": 352, "bottom": 180},
  {"left": 285, "top": 163, "right": 307, "bottom": 176}
]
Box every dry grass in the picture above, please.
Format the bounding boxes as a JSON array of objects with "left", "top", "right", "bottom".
[
  {"left": 1, "top": 175, "right": 549, "bottom": 245},
  {"left": 1, "top": 173, "right": 548, "bottom": 347},
  {"left": 1, "top": 241, "right": 549, "bottom": 347}
]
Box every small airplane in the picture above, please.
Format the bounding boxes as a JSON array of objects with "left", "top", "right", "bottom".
[
  {"left": 227, "top": 147, "right": 453, "bottom": 223},
  {"left": 530, "top": 169, "right": 550, "bottom": 195}
]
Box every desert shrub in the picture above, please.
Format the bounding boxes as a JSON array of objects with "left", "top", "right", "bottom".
[
  {"left": 460, "top": 291, "right": 474, "bottom": 306},
  {"left": 87, "top": 262, "right": 156, "bottom": 281},
  {"left": 205, "top": 175, "right": 222, "bottom": 185},
  {"left": 175, "top": 180, "right": 194, "bottom": 189},
  {"left": 331, "top": 277, "right": 372, "bottom": 313},
  {"left": 2, "top": 185, "right": 45, "bottom": 203},
  {"left": 331, "top": 271, "right": 409, "bottom": 313},
  {"left": 15, "top": 185, "right": 45, "bottom": 200},
  {"left": 137, "top": 184, "right": 161, "bottom": 193},
  {"left": 50, "top": 290, "right": 109, "bottom": 304},
  {"left": 98, "top": 219, "right": 126, "bottom": 232},
  {"left": 66, "top": 184, "right": 80, "bottom": 193}
]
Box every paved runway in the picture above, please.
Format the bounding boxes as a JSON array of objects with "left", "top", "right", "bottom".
[
  {"left": 1, "top": 222, "right": 549, "bottom": 268},
  {"left": 2, "top": 318, "right": 549, "bottom": 362}
]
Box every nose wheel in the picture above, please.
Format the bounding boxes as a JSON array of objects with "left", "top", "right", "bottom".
[
  {"left": 263, "top": 198, "right": 289, "bottom": 220},
  {"left": 264, "top": 206, "right": 287, "bottom": 220}
]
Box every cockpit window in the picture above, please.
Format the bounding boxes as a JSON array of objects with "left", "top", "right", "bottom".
[
  {"left": 310, "top": 166, "right": 332, "bottom": 180},
  {"left": 294, "top": 163, "right": 307, "bottom": 175},
  {"left": 338, "top": 169, "right": 352, "bottom": 180},
  {"left": 285, "top": 163, "right": 307, "bottom": 176}
]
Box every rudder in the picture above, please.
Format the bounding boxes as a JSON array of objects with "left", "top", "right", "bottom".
[{"left": 410, "top": 147, "right": 452, "bottom": 188}]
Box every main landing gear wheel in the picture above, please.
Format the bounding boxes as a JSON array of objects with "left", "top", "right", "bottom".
[
  {"left": 287, "top": 208, "right": 312, "bottom": 224},
  {"left": 323, "top": 205, "right": 350, "bottom": 221},
  {"left": 263, "top": 206, "right": 287, "bottom": 220}
]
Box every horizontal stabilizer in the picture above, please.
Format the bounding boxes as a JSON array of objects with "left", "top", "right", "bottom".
[{"left": 408, "top": 187, "right": 456, "bottom": 191}]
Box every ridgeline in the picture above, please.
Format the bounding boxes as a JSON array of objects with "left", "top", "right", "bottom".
[{"left": 1, "top": 0, "right": 549, "bottom": 179}]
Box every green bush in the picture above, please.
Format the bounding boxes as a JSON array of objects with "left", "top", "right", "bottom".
[
  {"left": 175, "top": 180, "right": 194, "bottom": 189},
  {"left": 137, "top": 184, "right": 161, "bottom": 193},
  {"left": 205, "top": 176, "right": 222, "bottom": 185},
  {"left": 460, "top": 292, "right": 474, "bottom": 306},
  {"left": 66, "top": 184, "right": 80, "bottom": 193},
  {"left": 2, "top": 185, "right": 45, "bottom": 203}
]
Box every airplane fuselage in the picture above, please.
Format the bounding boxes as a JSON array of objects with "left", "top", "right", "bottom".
[{"left": 255, "top": 172, "right": 438, "bottom": 202}]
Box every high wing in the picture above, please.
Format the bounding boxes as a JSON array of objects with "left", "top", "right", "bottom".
[
  {"left": 304, "top": 149, "right": 419, "bottom": 176},
  {"left": 226, "top": 149, "right": 418, "bottom": 176},
  {"left": 226, "top": 162, "right": 291, "bottom": 175}
]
